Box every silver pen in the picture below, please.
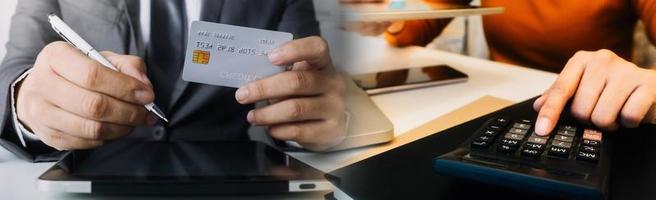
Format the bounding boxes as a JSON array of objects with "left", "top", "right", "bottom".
[{"left": 47, "top": 13, "right": 169, "bottom": 123}]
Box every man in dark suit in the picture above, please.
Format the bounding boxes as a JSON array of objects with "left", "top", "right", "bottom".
[{"left": 0, "top": 0, "right": 347, "bottom": 162}]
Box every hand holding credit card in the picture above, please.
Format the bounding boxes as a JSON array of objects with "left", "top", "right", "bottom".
[
  {"left": 183, "top": 21, "right": 349, "bottom": 151},
  {"left": 182, "top": 21, "right": 293, "bottom": 88}
]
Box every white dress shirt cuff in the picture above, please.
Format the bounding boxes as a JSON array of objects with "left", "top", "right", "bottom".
[{"left": 10, "top": 68, "right": 40, "bottom": 147}]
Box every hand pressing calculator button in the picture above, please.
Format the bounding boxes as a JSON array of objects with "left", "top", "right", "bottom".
[{"left": 435, "top": 115, "right": 610, "bottom": 200}]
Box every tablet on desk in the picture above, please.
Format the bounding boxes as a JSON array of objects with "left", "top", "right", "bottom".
[
  {"left": 352, "top": 64, "right": 469, "bottom": 95},
  {"left": 341, "top": 0, "right": 504, "bottom": 22},
  {"left": 37, "top": 140, "right": 330, "bottom": 195}
]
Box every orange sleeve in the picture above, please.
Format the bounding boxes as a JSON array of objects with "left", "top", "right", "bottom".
[
  {"left": 635, "top": 0, "right": 656, "bottom": 45},
  {"left": 384, "top": 0, "right": 471, "bottom": 47}
]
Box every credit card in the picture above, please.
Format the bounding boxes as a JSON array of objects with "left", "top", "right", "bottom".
[{"left": 182, "top": 21, "right": 293, "bottom": 88}]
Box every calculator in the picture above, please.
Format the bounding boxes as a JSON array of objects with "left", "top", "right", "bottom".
[{"left": 434, "top": 117, "right": 610, "bottom": 199}]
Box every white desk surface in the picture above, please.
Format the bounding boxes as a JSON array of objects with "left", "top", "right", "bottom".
[
  {"left": 0, "top": 33, "right": 557, "bottom": 199},
  {"left": 288, "top": 32, "right": 557, "bottom": 172}
]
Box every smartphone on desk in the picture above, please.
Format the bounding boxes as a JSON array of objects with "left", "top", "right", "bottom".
[{"left": 351, "top": 64, "right": 468, "bottom": 95}]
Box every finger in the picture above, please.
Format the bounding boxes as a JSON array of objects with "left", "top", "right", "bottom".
[
  {"left": 235, "top": 71, "right": 330, "bottom": 104},
  {"left": 268, "top": 36, "right": 331, "bottom": 69},
  {"left": 359, "top": 22, "right": 383, "bottom": 36},
  {"left": 344, "top": 22, "right": 365, "bottom": 32},
  {"left": 268, "top": 120, "right": 344, "bottom": 151},
  {"left": 343, "top": 22, "right": 388, "bottom": 36},
  {"left": 290, "top": 61, "right": 313, "bottom": 71},
  {"left": 41, "top": 71, "right": 150, "bottom": 125},
  {"left": 590, "top": 71, "right": 637, "bottom": 131},
  {"left": 533, "top": 95, "right": 546, "bottom": 111},
  {"left": 46, "top": 43, "right": 153, "bottom": 104},
  {"left": 619, "top": 86, "right": 654, "bottom": 128},
  {"left": 570, "top": 61, "right": 608, "bottom": 122},
  {"left": 100, "top": 51, "right": 152, "bottom": 87},
  {"left": 248, "top": 97, "right": 337, "bottom": 125},
  {"left": 36, "top": 102, "right": 133, "bottom": 140},
  {"left": 367, "top": 22, "right": 391, "bottom": 36},
  {"left": 535, "top": 52, "right": 590, "bottom": 135},
  {"left": 32, "top": 123, "right": 103, "bottom": 151}
]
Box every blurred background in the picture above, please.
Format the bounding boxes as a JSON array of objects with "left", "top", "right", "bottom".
[{"left": 1, "top": 0, "right": 654, "bottom": 67}]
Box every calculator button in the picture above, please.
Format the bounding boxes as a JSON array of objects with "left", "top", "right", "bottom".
[
  {"left": 481, "top": 129, "right": 499, "bottom": 137},
  {"left": 548, "top": 146, "right": 570, "bottom": 158},
  {"left": 559, "top": 125, "right": 577, "bottom": 132},
  {"left": 491, "top": 118, "right": 509, "bottom": 126},
  {"left": 475, "top": 135, "right": 494, "bottom": 143},
  {"left": 554, "top": 135, "right": 574, "bottom": 143},
  {"left": 519, "top": 119, "right": 532, "bottom": 124},
  {"left": 583, "top": 129, "right": 602, "bottom": 140},
  {"left": 500, "top": 139, "right": 521, "bottom": 147},
  {"left": 524, "top": 143, "right": 545, "bottom": 150},
  {"left": 512, "top": 123, "right": 532, "bottom": 130},
  {"left": 504, "top": 133, "right": 526, "bottom": 140},
  {"left": 583, "top": 129, "right": 602, "bottom": 141},
  {"left": 488, "top": 125, "right": 503, "bottom": 131},
  {"left": 508, "top": 128, "right": 529, "bottom": 135},
  {"left": 529, "top": 131, "right": 545, "bottom": 137},
  {"left": 580, "top": 145, "right": 599, "bottom": 153},
  {"left": 497, "top": 144, "right": 518, "bottom": 153},
  {"left": 521, "top": 148, "right": 542, "bottom": 158},
  {"left": 527, "top": 136, "right": 548, "bottom": 145},
  {"left": 556, "top": 129, "right": 576, "bottom": 137},
  {"left": 582, "top": 139, "right": 601, "bottom": 147},
  {"left": 471, "top": 141, "right": 491, "bottom": 149},
  {"left": 551, "top": 140, "right": 572, "bottom": 149},
  {"left": 577, "top": 151, "right": 599, "bottom": 162}
]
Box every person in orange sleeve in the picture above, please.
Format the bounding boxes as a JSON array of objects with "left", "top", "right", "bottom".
[{"left": 344, "top": 0, "right": 656, "bottom": 136}]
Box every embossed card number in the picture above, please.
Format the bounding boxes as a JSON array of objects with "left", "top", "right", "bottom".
[{"left": 182, "top": 21, "right": 293, "bottom": 88}]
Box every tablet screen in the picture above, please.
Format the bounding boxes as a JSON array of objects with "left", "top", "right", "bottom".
[{"left": 46, "top": 140, "right": 320, "bottom": 181}]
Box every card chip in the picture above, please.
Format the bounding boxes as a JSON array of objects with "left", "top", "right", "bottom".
[{"left": 192, "top": 50, "right": 210, "bottom": 64}]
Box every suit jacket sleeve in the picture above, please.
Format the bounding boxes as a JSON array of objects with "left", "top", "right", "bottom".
[{"left": 0, "top": 0, "right": 63, "bottom": 162}]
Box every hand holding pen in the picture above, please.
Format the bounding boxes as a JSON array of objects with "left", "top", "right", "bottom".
[{"left": 12, "top": 14, "right": 166, "bottom": 150}]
